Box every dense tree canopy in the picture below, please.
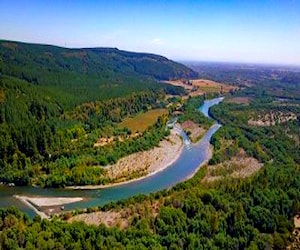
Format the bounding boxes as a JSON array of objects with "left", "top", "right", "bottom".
[{"left": 0, "top": 40, "right": 190, "bottom": 187}]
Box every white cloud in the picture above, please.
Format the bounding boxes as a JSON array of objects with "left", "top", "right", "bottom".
[{"left": 150, "top": 38, "right": 164, "bottom": 45}]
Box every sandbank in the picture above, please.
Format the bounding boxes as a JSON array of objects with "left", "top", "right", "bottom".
[{"left": 14, "top": 195, "right": 84, "bottom": 219}]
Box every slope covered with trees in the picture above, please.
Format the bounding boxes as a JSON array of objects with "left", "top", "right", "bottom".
[
  {"left": 0, "top": 40, "right": 195, "bottom": 186},
  {"left": 0, "top": 40, "right": 197, "bottom": 106}
]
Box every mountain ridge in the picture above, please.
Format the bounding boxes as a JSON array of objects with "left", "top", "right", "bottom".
[{"left": 0, "top": 39, "right": 197, "bottom": 82}]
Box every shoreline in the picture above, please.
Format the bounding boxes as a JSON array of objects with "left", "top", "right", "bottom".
[
  {"left": 184, "top": 123, "right": 222, "bottom": 181},
  {"left": 14, "top": 195, "right": 84, "bottom": 219},
  {"left": 183, "top": 122, "right": 222, "bottom": 181},
  {"left": 14, "top": 195, "right": 50, "bottom": 219},
  {"left": 184, "top": 144, "right": 213, "bottom": 182},
  {"left": 66, "top": 124, "right": 217, "bottom": 191},
  {"left": 66, "top": 134, "right": 184, "bottom": 190}
]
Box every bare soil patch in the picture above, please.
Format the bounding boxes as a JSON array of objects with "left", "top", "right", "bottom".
[
  {"left": 164, "top": 80, "right": 194, "bottom": 90},
  {"left": 191, "top": 79, "right": 237, "bottom": 93},
  {"left": 295, "top": 216, "right": 300, "bottom": 229},
  {"left": 181, "top": 120, "right": 206, "bottom": 142},
  {"left": 202, "top": 149, "right": 263, "bottom": 183},
  {"left": 287, "top": 216, "right": 300, "bottom": 249},
  {"left": 248, "top": 111, "right": 297, "bottom": 127},
  {"left": 94, "top": 133, "right": 140, "bottom": 147},
  {"left": 104, "top": 130, "right": 183, "bottom": 183},
  {"left": 165, "top": 79, "right": 237, "bottom": 97},
  {"left": 69, "top": 210, "right": 128, "bottom": 228},
  {"left": 14, "top": 195, "right": 84, "bottom": 219},
  {"left": 225, "top": 97, "right": 250, "bottom": 105},
  {"left": 68, "top": 200, "right": 160, "bottom": 229}
]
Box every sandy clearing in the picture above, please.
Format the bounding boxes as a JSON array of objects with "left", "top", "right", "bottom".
[
  {"left": 14, "top": 195, "right": 83, "bottom": 208},
  {"left": 202, "top": 149, "right": 263, "bottom": 183},
  {"left": 164, "top": 79, "right": 237, "bottom": 98},
  {"left": 225, "top": 97, "right": 250, "bottom": 105},
  {"left": 181, "top": 120, "right": 206, "bottom": 143},
  {"left": 69, "top": 210, "right": 127, "bottom": 228},
  {"left": 14, "top": 195, "right": 84, "bottom": 219},
  {"left": 191, "top": 79, "right": 235, "bottom": 90},
  {"left": 19, "top": 197, "right": 83, "bottom": 207},
  {"left": 164, "top": 80, "right": 194, "bottom": 90},
  {"left": 14, "top": 195, "right": 50, "bottom": 219},
  {"left": 295, "top": 216, "right": 300, "bottom": 229},
  {"left": 248, "top": 111, "right": 297, "bottom": 126},
  {"left": 287, "top": 216, "right": 300, "bottom": 249},
  {"left": 68, "top": 200, "right": 161, "bottom": 229}
]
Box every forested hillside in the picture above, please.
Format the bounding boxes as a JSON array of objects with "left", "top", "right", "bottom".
[
  {"left": 0, "top": 40, "right": 196, "bottom": 105},
  {"left": 0, "top": 40, "right": 194, "bottom": 186}
]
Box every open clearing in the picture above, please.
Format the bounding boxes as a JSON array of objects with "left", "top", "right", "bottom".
[
  {"left": 180, "top": 120, "right": 206, "bottom": 143},
  {"left": 68, "top": 200, "right": 161, "bottom": 229},
  {"left": 248, "top": 111, "right": 297, "bottom": 127},
  {"left": 18, "top": 196, "right": 83, "bottom": 207},
  {"left": 14, "top": 195, "right": 84, "bottom": 219},
  {"left": 164, "top": 80, "right": 194, "bottom": 90},
  {"left": 165, "top": 79, "right": 237, "bottom": 97},
  {"left": 94, "top": 132, "right": 140, "bottom": 147},
  {"left": 202, "top": 149, "right": 263, "bottom": 183},
  {"left": 118, "top": 108, "right": 168, "bottom": 133},
  {"left": 225, "top": 97, "right": 251, "bottom": 105},
  {"left": 191, "top": 79, "right": 237, "bottom": 93}
]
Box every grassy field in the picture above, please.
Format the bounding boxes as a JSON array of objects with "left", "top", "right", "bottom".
[
  {"left": 165, "top": 79, "right": 237, "bottom": 97},
  {"left": 191, "top": 79, "right": 237, "bottom": 93},
  {"left": 118, "top": 109, "right": 168, "bottom": 133}
]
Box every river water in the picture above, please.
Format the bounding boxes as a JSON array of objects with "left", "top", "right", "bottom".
[{"left": 0, "top": 97, "right": 224, "bottom": 217}]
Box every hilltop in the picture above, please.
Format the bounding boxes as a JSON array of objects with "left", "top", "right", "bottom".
[{"left": 0, "top": 40, "right": 196, "bottom": 105}]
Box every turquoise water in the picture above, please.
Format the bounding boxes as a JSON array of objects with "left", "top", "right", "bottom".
[{"left": 0, "top": 97, "right": 223, "bottom": 217}]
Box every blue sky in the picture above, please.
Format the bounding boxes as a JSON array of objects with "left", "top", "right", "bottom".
[{"left": 0, "top": 0, "right": 299, "bottom": 65}]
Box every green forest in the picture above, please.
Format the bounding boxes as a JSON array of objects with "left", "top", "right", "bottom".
[
  {"left": 0, "top": 40, "right": 194, "bottom": 187},
  {"left": 1, "top": 40, "right": 300, "bottom": 249}
]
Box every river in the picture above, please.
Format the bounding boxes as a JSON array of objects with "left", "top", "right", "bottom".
[{"left": 0, "top": 97, "right": 224, "bottom": 217}]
